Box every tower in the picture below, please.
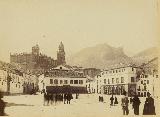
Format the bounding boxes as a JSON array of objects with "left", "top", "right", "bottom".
[
  {"left": 57, "top": 42, "right": 66, "bottom": 65},
  {"left": 32, "top": 44, "right": 39, "bottom": 55}
]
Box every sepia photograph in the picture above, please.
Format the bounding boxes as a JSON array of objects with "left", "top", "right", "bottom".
[{"left": 0, "top": 0, "right": 160, "bottom": 116}]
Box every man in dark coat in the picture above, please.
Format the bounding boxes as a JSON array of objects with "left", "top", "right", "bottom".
[
  {"left": 121, "top": 92, "right": 129, "bottom": 115},
  {"left": 64, "top": 93, "right": 67, "bottom": 104},
  {"left": 110, "top": 95, "right": 114, "bottom": 106},
  {"left": 132, "top": 94, "right": 141, "bottom": 115},
  {"left": 143, "top": 93, "right": 156, "bottom": 115},
  {"left": 67, "top": 93, "right": 73, "bottom": 104}
]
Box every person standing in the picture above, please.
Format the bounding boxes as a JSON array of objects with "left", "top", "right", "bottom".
[
  {"left": 143, "top": 92, "right": 156, "bottom": 115},
  {"left": 67, "top": 93, "right": 73, "bottom": 104},
  {"left": 110, "top": 95, "right": 114, "bottom": 106},
  {"left": 64, "top": 93, "right": 67, "bottom": 104},
  {"left": 121, "top": 92, "right": 129, "bottom": 115},
  {"left": 114, "top": 96, "right": 118, "bottom": 105},
  {"left": 132, "top": 94, "right": 141, "bottom": 115}
]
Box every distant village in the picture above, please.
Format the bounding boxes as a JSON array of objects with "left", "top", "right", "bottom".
[{"left": 0, "top": 42, "right": 158, "bottom": 98}]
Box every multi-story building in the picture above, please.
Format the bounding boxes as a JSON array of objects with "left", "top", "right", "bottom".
[
  {"left": 40, "top": 65, "right": 87, "bottom": 94},
  {"left": 137, "top": 57, "right": 158, "bottom": 97},
  {"left": 94, "top": 65, "right": 141, "bottom": 96},
  {"left": 0, "top": 61, "right": 38, "bottom": 94},
  {"left": 136, "top": 72, "right": 158, "bottom": 97},
  {"left": 10, "top": 42, "right": 66, "bottom": 73}
]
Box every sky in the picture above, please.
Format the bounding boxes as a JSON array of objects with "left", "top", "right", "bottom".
[{"left": 0, "top": 0, "right": 159, "bottom": 62}]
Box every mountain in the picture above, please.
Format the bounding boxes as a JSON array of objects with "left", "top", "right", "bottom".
[
  {"left": 132, "top": 47, "right": 158, "bottom": 65},
  {"left": 67, "top": 43, "right": 132, "bottom": 69}
]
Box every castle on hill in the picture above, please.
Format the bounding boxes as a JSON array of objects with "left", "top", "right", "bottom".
[{"left": 10, "top": 42, "right": 66, "bottom": 72}]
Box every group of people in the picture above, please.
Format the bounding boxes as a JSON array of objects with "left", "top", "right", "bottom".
[
  {"left": 43, "top": 92, "right": 73, "bottom": 105},
  {"left": 121, "top": 92, "right": 156, "bottom": 115},
  {"left": 99, "top": 91, "right": 156, "bottom": 115},
  {"left": 110, "top": 95, "right": 118, "bottom": 106}
]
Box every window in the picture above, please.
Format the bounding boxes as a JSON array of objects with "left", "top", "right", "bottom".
[
  {"left": 60, "top": 80, "right": 63, "bottom": 84},
  {"left": 104, "top": 79, "right": 106, "bottom": 84},
  {"left": 112, "top": 78, "right": 114, "bottom": 84},
  {"left": 145, "top": 75, "right": 148, "bottom": 78},
  {"left": 116, "top": 78, "right": 119, "bottom": 83},
  {"left": 144, "top": 92, "right": 146, "bottom": 97},
  {"left": 50, "top": 79, "right": 53, "bottom": 84},
  {"left": 108, "top": 79, "right": 110, "bottom": 84},
  {"left": 141, "top": 80, "right": 143, "bottom": 84},
  {"left": 74, "top": 80, "right": 78, "bottom": 84},
  {"left": 64, "top": 80, "right": 68, "bottom": 84},
  {"left": 16, "top": 84, "right": 17, "bottom": 87},
  {"left": 131, "top": 77, "right": 134, "bottom": 82},
  {"left": 144, "top": 86, "right": 146, "bottom": 91},
  {"left": 138, "top": 86, "right": 140, "bottom": 91},
  {"left": 54, "top": 79, "right": 58, "bottom": 84},
  {"left": 79, "top": 80, "right": 83, "bottom": 84},
  {"left": 147, "top": 80, "right": 149, "bottom": 84},
  {"left": 121, "top": 77, "right": 124, "bottom": 83},
  {"left": 70, "top": 80, "right": 73, "bottom": 84},
  {"left": 113, "top": 70, "right": 115, "bottom": 73},
  {"left": 116, "top": 70, "right": 118, "bottom": 73}
]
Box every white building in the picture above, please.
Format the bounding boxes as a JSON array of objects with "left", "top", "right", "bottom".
[
  {"left": 95, "top": 65, "right": 140, "bottom": 96},
  {"left": 137, "top": 72, "right": 158, "bottom": 97},
  {"left": 0, "top": 62, "right": 38, "bottom": 94},
  {"left": 41, "top": 65, "right": 87, "bottom": 93}
]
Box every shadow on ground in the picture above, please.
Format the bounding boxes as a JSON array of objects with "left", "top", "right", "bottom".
[{"left": 6, "top": 102, "right": 34, "bottom": 107}]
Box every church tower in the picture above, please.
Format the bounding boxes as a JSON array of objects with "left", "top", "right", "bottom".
[
  {"left": 32, "top": 44, "right": 39, "bottom": 55},
  {"left": 57, "top": 42, "right": 66, "bottom": 65}
]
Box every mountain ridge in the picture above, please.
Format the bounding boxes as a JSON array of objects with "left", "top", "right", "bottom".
[{"left": 67, "top": 43, "right": 158, "bottom": 69}]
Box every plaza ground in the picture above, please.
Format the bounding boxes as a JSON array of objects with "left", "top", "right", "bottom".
[{"left": 3, "top": 93, "right": 160, "bottom": 117}]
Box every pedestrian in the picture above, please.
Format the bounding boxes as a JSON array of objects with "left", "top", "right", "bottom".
[
  {"left": 64, "top": 93, "right": 67, "bottom": 104},
  {"left": 49, "top": 93, "right": 53, "bottom": 105},
  {"left": 132, "top": 94, "right": 141, "bottom": 115},
  {"left": 114, "top": 96, "right": 118, "bottom": 105},
  {"left": 43, "top": 92, "right": 47, "bottom": 106},
  {"left": 121, "top": 91, "right": 129, "bottom": 115},
  {"left": 0, "top": 91, "right": 6, "bottom": 116},
  {"left": 46, "top": 92, "right": 50, "bottom": 106},
  {"left": 76, "top": 93, "right": 78, "bottom": 99},
  {"left": 130, "top": 97, "right": 133, "bottom": 104},
  {"left": 67, "top": 93, "right": 73, "bottom": 104},
  {"left": 143, "top": 92, "right": 156, "bottom": 115},
  {"left": 110, "top": 95, "right": 114, "bottom": 106}
]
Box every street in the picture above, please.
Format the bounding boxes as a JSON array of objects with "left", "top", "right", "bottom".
[{"left": 2, "top": 93, "right": 159, "bottom": 117}]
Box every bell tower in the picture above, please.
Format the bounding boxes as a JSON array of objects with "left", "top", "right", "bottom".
[{"left": 57, "top": 42, "right": 66, "bottom": 65}]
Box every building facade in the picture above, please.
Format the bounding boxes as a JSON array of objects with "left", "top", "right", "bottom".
[
  {"left": 40, "top": 65, "right": 87, "bottom": 94},
  {"left": 137, "top": 57, "right": 159, "bottom": 97},
  {"left": 93, "top": 65, "right": 141, "bottom": 96},
  {"left": 0, "top": 61, "right": 38, "bottom": 94}
]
